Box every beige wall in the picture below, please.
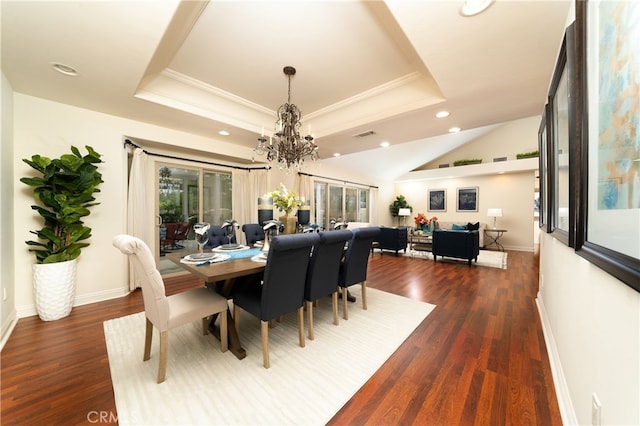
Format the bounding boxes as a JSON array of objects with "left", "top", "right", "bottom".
[{"left": 394, "top": 171, "right": 535, "bottom": 251}]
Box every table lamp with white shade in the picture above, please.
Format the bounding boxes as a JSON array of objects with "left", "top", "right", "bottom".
[
  {"left": 398, "top": 208, "right": 411, "bottom": 226},
  {"left": 487, "top": 208, "right": 503, "bottom": 229}
]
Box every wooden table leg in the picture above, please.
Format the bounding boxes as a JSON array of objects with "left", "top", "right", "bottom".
[
  {"left": 206, "top": 278, "right": 249, "bottom": 360},
  {"left": 209, "top": 310, "right": 246, "bottom": 360}
]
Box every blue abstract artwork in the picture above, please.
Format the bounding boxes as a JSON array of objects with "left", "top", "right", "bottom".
[{"left": 596, "top": 1, "right": 640, "bottom": 210}]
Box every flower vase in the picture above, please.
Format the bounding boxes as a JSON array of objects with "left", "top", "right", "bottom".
[{"left": 279, "top": 213, "right": 298, "bottom": 235}]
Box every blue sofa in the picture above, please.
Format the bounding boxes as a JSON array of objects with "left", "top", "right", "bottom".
[
  {"left": 377, "top": 226, "right": 408, "bottom": 256},
  {"left": 432, "top": 229, "right": 479, "bottom": 266}
]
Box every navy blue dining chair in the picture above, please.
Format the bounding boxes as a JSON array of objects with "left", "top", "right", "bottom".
[
  {"left": 304, "top": 229, "right": 352, "bottom": 340},
  {"left": 241, "top": 223, "right": 264, "bottom": 245},
  {"left": 233, "top": 232, "right": 320, "bottom": 368},
  {"left": 338, "top": 226, "right": 381, "bottom": 320},
  {"left": 204, "top": 225, "right": 237, "bottom": 249}
]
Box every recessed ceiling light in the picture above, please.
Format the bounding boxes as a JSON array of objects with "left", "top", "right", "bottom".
[
  {"left": 380, "top": 141, "right": 390, "bottom": 148},
  {"left": 435, "top": 111, "right": 450, "bottom": 118},
  {"left": 218, "top": 130, "right": 230, "bottom": 136},
  {"left": 51, "top": 62, "right": 79, "bottom": 76},
  {"left": 449, "top": 127, "right": 461, "bottom": 133},
  {"left": 459, "top": 0, "right": 494, "bottom": 17},
  {"left": 333, "top": 153, "right": 341, "bottom": 157}
]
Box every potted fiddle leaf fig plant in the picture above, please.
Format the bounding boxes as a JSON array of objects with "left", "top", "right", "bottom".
[{"left": 21, "top": 145, "right": 103, "bottom": 320}]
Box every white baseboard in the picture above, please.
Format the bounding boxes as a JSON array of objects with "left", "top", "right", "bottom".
[
  {"left": 536, "top": 294, "right": 578, "bottom": 425},
  {"left": 16, "top": 287, "right": 131, "bottom": 319},
  {"left": 0, "top": 308, "right": 18, "bottom": 352}
]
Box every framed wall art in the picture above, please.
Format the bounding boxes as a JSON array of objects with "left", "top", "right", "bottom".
[
  {"left": 546, "top": 22, "right": 579, "bottom": 247},
  {"left": 456, "top": 187, "right": 478, "bottom": 212},
  {"left": 428, "top": 189, "right": 446, "bottom": 212},
  {"left": 538, "top": 105, "right": 551, "bottom": 231},
  {"left": 574, "top": 0, "right": 640, "bottom": 291}
]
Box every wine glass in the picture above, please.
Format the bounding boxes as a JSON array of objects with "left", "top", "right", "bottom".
[
  {"left": 221, "top": 220, "right": 238, "bottom": 248},
  {"left": 193, "top": 222, "right": 210, "bottom": 254}
]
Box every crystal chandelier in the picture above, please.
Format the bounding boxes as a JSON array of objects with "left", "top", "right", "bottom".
[{"left": 255, "top": 66, "right": 318, "bottom": 170}]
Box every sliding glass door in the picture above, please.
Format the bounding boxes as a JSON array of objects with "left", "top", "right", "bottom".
[
  {"left": 157, "top": 163, "right": 232, "bottom": 274},
  {"left": 314, "top": 181, "right": 370, "bottom": 229}
]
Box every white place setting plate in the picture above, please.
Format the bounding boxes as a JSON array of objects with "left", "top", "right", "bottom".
[
  {"left": 180, "top": 253, "right": 231, "bottom": 265},
  {"left": 213, "top": 244, "right": 249, "bottom": 252}
]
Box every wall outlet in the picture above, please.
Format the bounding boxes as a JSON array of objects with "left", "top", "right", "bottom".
[{"left": 592, "top": 393, "right": 602, "bottom": 426}]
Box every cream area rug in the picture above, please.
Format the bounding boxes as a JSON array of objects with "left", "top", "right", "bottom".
[
  {"left": 103, "top": 286, "right": 436, "bottom": 425},
  {"left": 405, "top": 249, "right": 508, "bottom": 269}
]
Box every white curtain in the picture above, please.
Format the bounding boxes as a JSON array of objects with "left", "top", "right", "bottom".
[
  {"left": 299, "top": 173, "right": 314, "bottom": 220},
  {"left": 369, "top": 186, "right": 379, "bottom": 225},
  {"left": 126, "top": 147, "right": 151, "bottom": 290},
  {"left": 232, "top": 168, "right": 269, "bottom": 245}
]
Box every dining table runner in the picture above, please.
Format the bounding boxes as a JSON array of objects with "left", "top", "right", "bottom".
[{"left": 224, "top": 247, "right": 263, "bottom": 259}]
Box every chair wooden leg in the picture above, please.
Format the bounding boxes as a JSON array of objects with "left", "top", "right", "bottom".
[
  {"left": 331, "top": 291, "right": 339, "bottom": 326},
  {"left": 201, "top": 317, "right": 209, "bottom": 335},
  {"left": 342, "top": 287, "right": 349, "bottom": 320},
  {"left": 306, "top": 300, "right": 314, "bottom": 340},
  {"left": 143, "top": 318, "right": 153, "bottom": 361},
  {"left": 219, "top": 310, "right": 228, "bottom": 353},
  {"left": 297, "top": 307, "right": 305, "bottom": 348},
  {"left": 261, "top": 320, "right": 270, "bottom": 369},
  {"left": 157, "top": 330, "right": 168, "bottom": 383},
  {"left": 362, "top": 281, "right": 367, "bottom": 310}
]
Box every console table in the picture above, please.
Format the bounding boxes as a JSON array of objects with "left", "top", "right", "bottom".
[{"left": 484, "top": 229, "right": 507, "bottom": 251}]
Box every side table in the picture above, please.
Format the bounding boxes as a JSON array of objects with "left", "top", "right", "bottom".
[{"left": 484, "top": 229, "right": 507, "bottom": 251}]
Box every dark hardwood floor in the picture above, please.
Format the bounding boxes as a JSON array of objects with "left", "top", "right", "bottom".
[{"left": 1, "top": 250, "right": 561, "bottom": 425}]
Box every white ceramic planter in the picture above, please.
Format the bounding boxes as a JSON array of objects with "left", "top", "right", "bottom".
[{"left": 32, "top": 259, "right": 77, "bottom": 321}]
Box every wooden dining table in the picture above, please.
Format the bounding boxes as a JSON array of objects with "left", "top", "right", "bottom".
[{"left": 167, "top": 251, "right": 266, "bottom": 360}]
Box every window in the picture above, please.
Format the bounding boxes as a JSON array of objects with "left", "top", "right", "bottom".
[{"left": 313, "top": 181, "right": 369, "bottom": 228}]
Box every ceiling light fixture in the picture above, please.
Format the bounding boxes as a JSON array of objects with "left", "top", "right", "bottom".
[
  {"left": 380, "top": 141, "right": 390, "bottom": 148},
  {"left": 435, "top": 111, "right": 450, "bottom": 118},
  {"left": 51, "top": 62, "right": 78, "bottom": 76},
  {"left": 255, "top": 66, "right": 318, "bottom": 170},
  {"left": 218, "top": 130, "right": 230, "bottom": 136},
  {"left": 459, "top": 0, "right": 495, "bottom": 17},
  {"left": 449, "top": 127, "right": 461, "bottom": 133},
  {"left": 333, "top": 153, "right": 341, "bottom": 157}
]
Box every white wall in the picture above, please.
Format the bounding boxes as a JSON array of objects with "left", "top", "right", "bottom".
[
  {"left": 538, "top": 234, "right": 640, "bottom": 425},
  {"left": 418, "top": 116, "right": 541, "bottom": 170},
  {"left": 1, "top": 72, "right": 17, "bottom": 347}
]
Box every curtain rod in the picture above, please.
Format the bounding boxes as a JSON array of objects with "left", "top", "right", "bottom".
[
  {"left": 298, "top": 171, "right": 378, "bottom": 189},
  {"left": 123, "top": 139, "right": 269, "bottom": 171}
]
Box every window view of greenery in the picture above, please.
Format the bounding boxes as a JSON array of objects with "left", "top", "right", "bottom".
[{"left": 159, "top": 166, "right": 198, "bottom": 224}]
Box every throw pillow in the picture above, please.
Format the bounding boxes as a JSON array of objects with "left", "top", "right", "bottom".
[
  {"left": 452, "top": 223, "right": 467, "bottom": 231},
  {"left": 466, "top": 222, "right": 480, "bottom": 231}
]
